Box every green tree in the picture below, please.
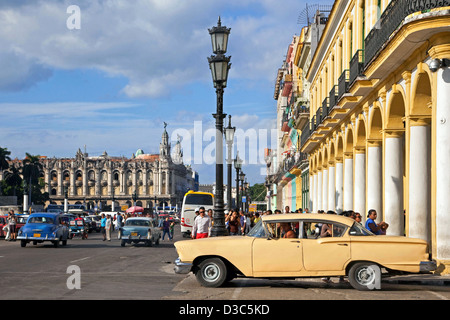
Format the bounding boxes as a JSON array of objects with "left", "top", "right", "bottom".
[
  {"left": 3, "top": 166, "right": 23, "bottom": 197},
  {"left": 0, "top": 147, "right": 12, "bottom": 196},
  {"left": 22, "top": 153, "right": 43, "bottom": 206}
]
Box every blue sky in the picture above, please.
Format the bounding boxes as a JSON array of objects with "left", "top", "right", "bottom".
[{"left": 0, "top": 0, "right": 332, "bottom": 184}]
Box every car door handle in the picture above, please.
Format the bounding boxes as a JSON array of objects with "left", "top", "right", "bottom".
[
  {"left": 290, "top": 240, "right": 301, "bottom": 243},
  {"left": 338, "top": 243, "right": 348, "bottom": 246}
]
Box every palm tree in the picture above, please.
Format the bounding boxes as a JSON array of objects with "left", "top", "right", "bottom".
[
  {"left": 22, "top": 153, "right": 43, "bottom": 206},
  {"left": 0, "top": 147, "right": 12, "bottom": 196},
  {"left": 4, "top": 166, "right": 23, "bottom": 197}
]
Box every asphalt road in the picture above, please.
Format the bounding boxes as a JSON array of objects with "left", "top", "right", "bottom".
[
  {"left": 0, "top": 226, "right": 186, "bottom": 300},
  {"left": 1, "top": 225, "right": 449, "bottom": 303}
]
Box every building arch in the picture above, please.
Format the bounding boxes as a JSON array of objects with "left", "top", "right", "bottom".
[
  {"left": 386, "top": 85, "right": 406, "bottom": 131},
  {"left": 368, "top": 102, "right": 384, "bottom": 141},
  {"left": 411, "top": 66, "right": 432, "bottom": 117},
  {"left": 355, "top": 115, "right": 367, "bottom": 150}
]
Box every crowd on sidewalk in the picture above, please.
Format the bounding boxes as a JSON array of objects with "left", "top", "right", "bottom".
[{"left": 190, "top": 205, "right": 389, "bottom": 239}]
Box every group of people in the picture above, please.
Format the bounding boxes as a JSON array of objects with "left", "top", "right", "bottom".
[
  {"left": 2, "top": 210, "right": 18, "bottom": 241},
  {"left": 262, "top": 205, "right": 389, "bottom": 235},
  {"left": 99, "top": 212, "right": 175, "bottom": 241}
]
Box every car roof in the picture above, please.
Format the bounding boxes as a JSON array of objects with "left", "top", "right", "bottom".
[
  {"left": 261, "top": 213, "right": 355, "bottom": 226},
  {"left": 126, "top": 217, "right": 152, "bottom": 220},
  {"left": 29, "top": 212, "right": 61, "bottom": 217}
]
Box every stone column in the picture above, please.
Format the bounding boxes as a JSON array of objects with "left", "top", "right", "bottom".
[
  {"left": 430, "top": 45, "right": 450, "bottom": 260},
  {"left": 317, "top": 169, "right": 323, "bottom": 211},
  {"left": 328, "top": 162, "right": 336, "bottom": 212},
  {"left": 322, "top": 166, "right": 328, "bottom": 211},
  {"left": 367, "top": 140, "right": 382, "bottom": 221},
  {"left": 408, "top": 118, "right": 431, "bottom": 243},
  {"left": 343, "top": 153, "right": 353, "bottom": 211},
  {"left": 313, "top": 172, "right": 318, "bottom": 212},
  {"left": 309, "top": 174, "right": 314, "bottom": 212},
  {"left": 335, "top": 159, "right": 344, "bottom": 213},
  {"left": 354, "top": 147, "right": 366, "bottom": 216},
  {"left": 384, "top": 130, "right": 404, "bottom": 236}
]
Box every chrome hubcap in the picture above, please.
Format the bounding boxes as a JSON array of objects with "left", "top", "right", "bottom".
[{"left": 203, "top": 264, "right": 220, "bottom": 282}]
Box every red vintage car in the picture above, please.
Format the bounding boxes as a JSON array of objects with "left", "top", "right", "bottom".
[
  {"left": 0, "top": 215, "right": 7, "bottom": 237},
  {"left": 0, "top": 215, "right": 29, "bottom": 237}
]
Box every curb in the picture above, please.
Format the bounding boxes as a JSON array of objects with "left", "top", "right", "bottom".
[{"left": 382, "top": 274, "right": 450, "bottom": 286}]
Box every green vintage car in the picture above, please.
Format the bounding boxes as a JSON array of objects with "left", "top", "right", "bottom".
[{"left": 119, "top": 217, "right": 161, "bottom": 247}]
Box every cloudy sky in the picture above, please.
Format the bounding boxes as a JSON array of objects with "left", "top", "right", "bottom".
[{"left": 0, "top": 0, "right": 332, "bottom": 184}]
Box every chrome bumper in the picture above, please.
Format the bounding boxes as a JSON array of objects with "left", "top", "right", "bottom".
[
  {"left": 174, "top": 258, "right": 192, "bottom": 274},
  {"left": 420, "top": 260, "right": 437, "bottom": 273}
]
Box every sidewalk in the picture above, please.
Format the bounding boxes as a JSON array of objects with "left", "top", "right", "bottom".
[{"left": 382, "top": 274, "right": 450, "bottom": 286}]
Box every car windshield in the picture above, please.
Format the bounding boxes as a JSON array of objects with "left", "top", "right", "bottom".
[
  {"left": 17, "top": 216, "right": 28, "bottom": 223},
  {"left": 28, "top": 216, "right": 54, "bottom": 224},
  {"left": 125, "top": 219, "right": 150, "bottom": 227},
  {"left": 246, "top": 220, "right": 267, "bottom": 238},
  {"left": 349, "top": 222, "right": 374, "bottom": 236}
]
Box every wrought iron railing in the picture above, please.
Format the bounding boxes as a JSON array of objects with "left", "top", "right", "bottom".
[
  {"left": 329, "top": 85, "right": 338, "bottom": 110},
  {"left": 338, "top": 69, "right": 350, "bottom": 101},
  {"left": 349, "top": 49, "right": 365, "bottom": 86},
  {"left": 364, "top": 0, "right": 450, "bottom": 67},
  {"left": 300, "top": 120, "right": 312, "bottom": 148},
  {"left": 321, "top": 98, "right": 329, "bottom": 123}
]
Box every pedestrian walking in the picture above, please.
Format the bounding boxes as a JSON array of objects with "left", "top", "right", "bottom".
[
  {"left": 161, "top": 217, "right": 173, "bottom": 241},
  {"left": 116, "top": 213, "right": 124, "bottom": 239},
  {"left": 7, "top": 210, "right": 17, "bottom": 241},
  {"left": 105, "top": 214, "right": 113, "bottom": 241},
  {"left": 191, "top": 207, "right": 210, "bottom": 239},
  {"left": 100, "top": 213, "right": 107, "bottom": 241}
]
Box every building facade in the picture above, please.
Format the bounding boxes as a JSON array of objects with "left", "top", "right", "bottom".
[
  {"left": 300, "top": 0, "right": 450, "bottom": 271},
  {"left": 1, "top": 126, "right": 198, "bottom": 211},
  {"left": 265, "top": 9, "right": 329, "bottom": 212}
]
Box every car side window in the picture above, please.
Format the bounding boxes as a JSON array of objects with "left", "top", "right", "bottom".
[
  {"left": 301, "top": 221, "right": 347, "bottom": 238},
  {"left": 264, "top": 221, "right": 299, "bottom": 239}
]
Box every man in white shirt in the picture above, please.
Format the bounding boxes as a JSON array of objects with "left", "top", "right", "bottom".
[{"left": 191, "top": 207, "right": 211, "bottom": 239}]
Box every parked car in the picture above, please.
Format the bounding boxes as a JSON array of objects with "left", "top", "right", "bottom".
[
  {"left": 0, "top": 215, "right": 7, "bottom": 237},
  {"left": 119, "top": 217, "right": 161, "bottom": 247},
  {"left": 88, "top": 215, "right": 102, "bottom": 232},
  {"left": 15, "top": 214, "right": 29, "bottom": 232},
  {"left": 17, "top": 212, "right": 70, "bottom": 248},
  {"left": 174, "top": 213, "right": 436, "bottom": 291}
]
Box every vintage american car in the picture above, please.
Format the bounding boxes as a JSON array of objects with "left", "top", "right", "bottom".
[
  {"left": 17, "top": 212, "right": 70, "bottom": 248},
  {"left": 119, "top": 217, "right": 161, "bottom": 247},
  {"left": 174, "top": 213, "right": 436, "bottom": 291}
]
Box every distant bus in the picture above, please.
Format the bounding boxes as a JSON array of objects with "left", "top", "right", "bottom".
[
  {"left": 180, "top": 191, "right": 214, "bottom": 237},
  {"left": 46, "top": 203, "right": 86, "bottom": 213}
]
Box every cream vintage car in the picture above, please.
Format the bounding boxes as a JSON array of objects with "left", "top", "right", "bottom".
[{"left": 174, "top": 213, "right": 436, "bottom": 291}]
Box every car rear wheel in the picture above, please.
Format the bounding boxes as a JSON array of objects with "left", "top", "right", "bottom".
[
  {"left": 348, "top": 262, "right": 381, "bottom": 291},
  {"left": 20, "top": 240, "right": 27, "bottom": 247},
  {"left": 195, "top": 258, "right": 228, "bottom": 288}
]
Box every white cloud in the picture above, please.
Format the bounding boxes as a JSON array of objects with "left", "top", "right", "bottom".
[{"left": 0, "top": 0, "right": 306, "bottom": 97}]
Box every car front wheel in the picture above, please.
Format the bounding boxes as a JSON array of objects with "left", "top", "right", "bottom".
[
  {"left": 195, "top": 258, "right": 228, "bottom": 288},
  {"left": 348, "top": 262, "right": 381, "bottom": 291}
]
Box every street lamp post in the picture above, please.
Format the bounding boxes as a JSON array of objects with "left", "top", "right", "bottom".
[
  {"left": 208, "top": 17, "right": 231, "bottom": 237},
  {"left": 224, "top": 115, "right": 235, "bottom": 212},
  {"left": 239, "top": 172, "right": 245, "bottom": 212},
  {"left": 234, "top": 152, "right": 242, "bottom": 210},
  {"left": 111, "top": 187, "right": 115, "bottom": 212}
]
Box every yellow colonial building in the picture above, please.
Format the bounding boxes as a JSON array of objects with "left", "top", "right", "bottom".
[{"left": 300, "top": 0, "right": 450, "bottom": 272}]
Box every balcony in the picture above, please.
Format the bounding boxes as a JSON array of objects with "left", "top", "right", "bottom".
[
  {"left": 349, "top": 50, "right": 365, "bottom": 86},
  {"left": 329, "top": 85, "right": 338, "bottom": 110},
  {"left": 338, "top": 69, "right": 349, "bottom": 101},
  {"left": 364, "top": 0, "right": 450, "bottom": 68}
]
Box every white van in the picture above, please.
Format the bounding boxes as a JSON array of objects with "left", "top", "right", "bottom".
[{"left": 180, "top": 191, "right": 214, "bottom": 237}]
